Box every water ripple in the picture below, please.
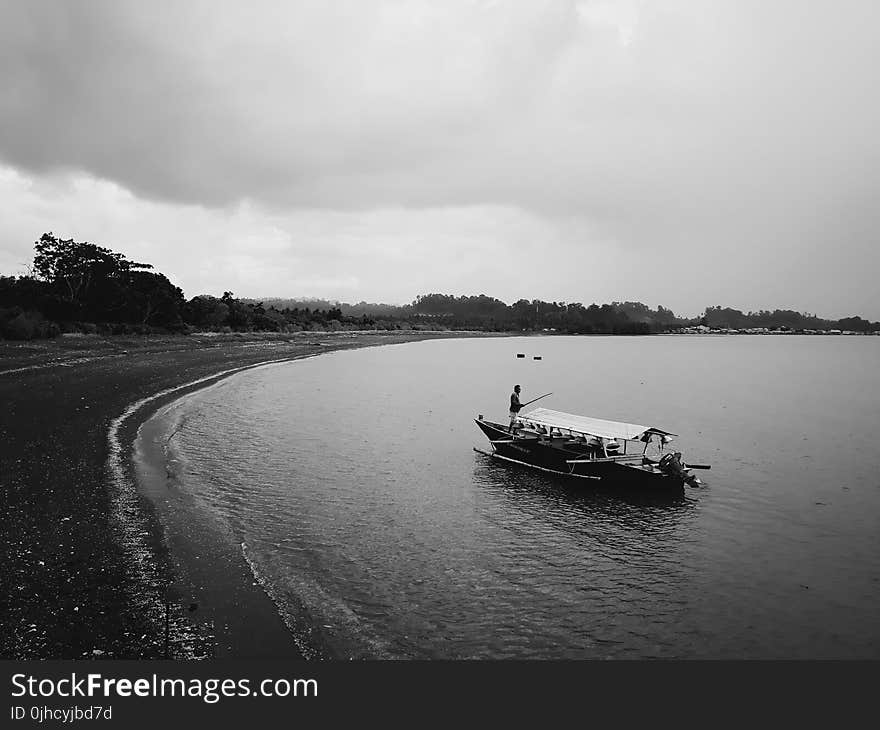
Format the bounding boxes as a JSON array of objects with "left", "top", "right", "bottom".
[{"left": 161, "top": 336, "right": 880, "bottom": 658}]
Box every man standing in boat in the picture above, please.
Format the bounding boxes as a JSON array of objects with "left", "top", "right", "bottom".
[{"left": 509, "top": 384, "right": 522, "bottom": 432}]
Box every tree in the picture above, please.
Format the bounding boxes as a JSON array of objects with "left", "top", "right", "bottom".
[
  {"left": 119, "top": 271, "right": 185, "bottom": 327},
  {"left": 220, "top": 291, "right": 253, "bottom": 329},
  {"left": 184, "top": 295, "right": 230, "bottom": 328},
  {"left": 32, "top": 233, "right": 152, "bottom": 320}
]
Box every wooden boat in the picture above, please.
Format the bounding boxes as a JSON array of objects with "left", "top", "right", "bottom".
[{"left": 474, "top": 407, "right": 706, "bottom": 492}]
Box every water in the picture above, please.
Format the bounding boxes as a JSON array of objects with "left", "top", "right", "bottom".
[{"left": 155, "top": 335, "right": 880, "bottom": 658}]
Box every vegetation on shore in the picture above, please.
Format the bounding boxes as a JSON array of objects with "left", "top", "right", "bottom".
[{"left": 2, "top": 233, "right": 878, "bottom": 340}]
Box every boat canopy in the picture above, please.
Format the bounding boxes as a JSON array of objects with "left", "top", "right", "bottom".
[{"left": 518, "top": 408, "right": 676, "bottom": 441}]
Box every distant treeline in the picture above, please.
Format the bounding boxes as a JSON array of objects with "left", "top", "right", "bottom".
[
  {"left": 700, "top": 306, "right": 878, "bottom": 333},
  {"left": 251, "top": 295, "right": 677, "bottom": 334},
  {"left": 1, "top": 234, "right": 877, "bottom": 340}
]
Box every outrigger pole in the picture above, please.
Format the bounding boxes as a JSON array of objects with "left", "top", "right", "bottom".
[{"left": 519, "top": 392, "right": 553, "bottom": 408}]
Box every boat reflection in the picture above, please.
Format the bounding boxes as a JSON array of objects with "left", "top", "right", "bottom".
[{"left": 471, "top": 450, "right": 696, "bottom": 539}]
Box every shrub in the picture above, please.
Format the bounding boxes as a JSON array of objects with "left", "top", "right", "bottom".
[{"left": 0, "top": 307, "right": 60, "bottom": 340}]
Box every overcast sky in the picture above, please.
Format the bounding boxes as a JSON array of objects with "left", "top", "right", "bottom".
[{"left": 1, "top": 0, "right": 878, "bottom": 318}]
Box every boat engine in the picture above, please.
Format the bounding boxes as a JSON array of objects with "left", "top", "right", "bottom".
[{"left": 659, "top": 452, "right": 699, "bottom": 486}]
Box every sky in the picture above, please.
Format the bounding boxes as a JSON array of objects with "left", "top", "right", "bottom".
[{"left": 1, "top": 0, "right": 878, "bottom": 319}]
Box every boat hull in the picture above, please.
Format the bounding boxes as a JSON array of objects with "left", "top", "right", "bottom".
[{"left": 474, "top": 418, "right": 685, "bottom": 493}]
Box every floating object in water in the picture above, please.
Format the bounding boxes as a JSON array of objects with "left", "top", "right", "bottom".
[
  {"left": 516, "top": 353, "right": 525, "bottom": 358},
  {"left": 534, "top": 356, "right": 542, "bottom": 360}
]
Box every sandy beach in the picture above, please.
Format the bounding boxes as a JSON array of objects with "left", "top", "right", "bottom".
[{"left": 0, "top": 330, "right": 487, "bottom": 659}]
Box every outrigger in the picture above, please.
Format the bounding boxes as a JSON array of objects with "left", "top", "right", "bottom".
[{"left": 474, "top": 407, "right": 708, "bottom": 492}]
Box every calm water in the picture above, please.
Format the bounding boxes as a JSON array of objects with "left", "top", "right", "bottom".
[{"left": 157, "top": 336, "right": 880, "bottom": 658}]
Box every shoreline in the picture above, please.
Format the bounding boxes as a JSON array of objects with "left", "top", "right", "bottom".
[
  {"left": 131, "top": 362, "right": 316, "bottom": 658},
  {"left": 0, "top": 330, "right": 502, "bottom": 659}
]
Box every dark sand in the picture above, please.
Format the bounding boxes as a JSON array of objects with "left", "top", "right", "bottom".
[{"left": 0, "top": 330, "right": 488, "bottom": 659}]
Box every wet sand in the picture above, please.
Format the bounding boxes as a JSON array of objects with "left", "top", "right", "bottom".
[
  {"left": 132, "top": 359, "right": 323, "bottom": 659},
  {"left": 0, "top": 330, "right": 492, "bottom": 658}
]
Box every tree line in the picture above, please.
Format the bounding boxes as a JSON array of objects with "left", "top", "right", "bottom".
[
  {"left": 700, "top": 306, "right": 879, "bottom": 333},
  {"left": 1, "top": 234, "right": 877, "bottom": 340}
]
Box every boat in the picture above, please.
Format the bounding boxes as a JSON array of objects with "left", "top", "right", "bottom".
[{"left": 474, "top": 407, "right": 707, "bottom": 492}]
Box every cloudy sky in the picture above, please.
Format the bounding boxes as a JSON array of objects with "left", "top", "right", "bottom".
[{"left": 1, "top": 0, "right": 878, "bottom": 318}]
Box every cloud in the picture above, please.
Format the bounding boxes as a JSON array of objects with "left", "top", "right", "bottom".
[
  {"left": 0, "top": 1, "right": 878, "bottom": 316},
  {"left": 4, "top": 0, "right": 875, "bottom": 214},
  {"left": 0, "top": 1, "right": 572, "bottom": 206}
]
